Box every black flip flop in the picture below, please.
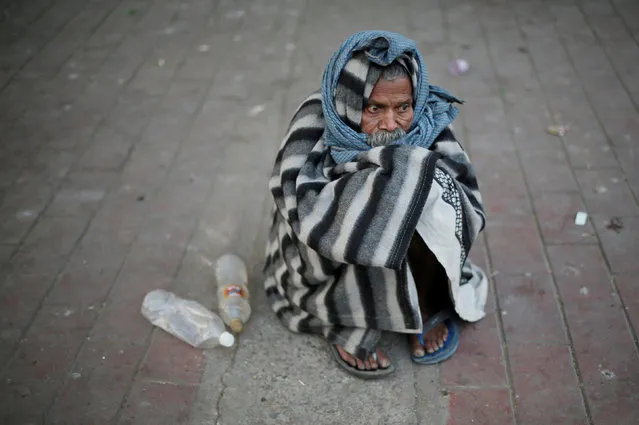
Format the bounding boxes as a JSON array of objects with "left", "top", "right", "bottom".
[{"left": 329, "top": 345, "right": 395, "bottom": 379}]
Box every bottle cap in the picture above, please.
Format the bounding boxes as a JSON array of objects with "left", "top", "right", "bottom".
[
  {"left": 219, "top": 332, "right": 235, "bottom": 347},
  {"left": 230, "top": 319, "right": 244, "bottom": 333}
]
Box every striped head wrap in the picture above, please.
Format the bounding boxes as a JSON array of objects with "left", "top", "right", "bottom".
[{"left": 321, "top": 30, "right": 462, "bottom": 163}]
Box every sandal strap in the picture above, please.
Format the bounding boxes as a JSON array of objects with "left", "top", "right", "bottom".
[{"left": 418, "top": 309, "right": 455, "bottom": 346}]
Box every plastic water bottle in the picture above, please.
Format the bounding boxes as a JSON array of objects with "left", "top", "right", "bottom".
[
  {"left": 141, "top": 289, "right": 234, "bottom": 349},
  {"left": 215, "top": 254, "right": 251, "bottom": 333}
]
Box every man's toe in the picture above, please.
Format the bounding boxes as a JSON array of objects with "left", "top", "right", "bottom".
[
  {"left": 435, "top": 324, "right": 448, "bottom": 347},
  {"left": 378, "top": 350, "right": 391, "bottom": 368},
  {"left": 410, "top": 335, "right": 425, "bottom": 357},
  {"left": 337, "top": 345, "right": 357, "bottom": 367},
  {"left": 370, "top": 355, "right": 378, "bottom": 370}
]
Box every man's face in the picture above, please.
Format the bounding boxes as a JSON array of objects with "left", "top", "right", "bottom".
[{"left": 361, "top": 76, "right": 414, "bottom": 136}]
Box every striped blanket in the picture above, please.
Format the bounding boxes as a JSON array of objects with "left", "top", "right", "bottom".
[{"left": 264, "top": 35, "right": 487, "bottom": 360}]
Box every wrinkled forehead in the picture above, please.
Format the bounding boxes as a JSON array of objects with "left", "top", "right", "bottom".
[{"left": 334, "top": 51, "right": 419, "bottom": 131}]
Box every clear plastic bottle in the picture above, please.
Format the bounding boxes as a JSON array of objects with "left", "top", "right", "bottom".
[
  {"left": 141, "top": 289, "right": 234, "bottom": 349},
  {"left": 215, "top": 254, "right": 251, "bottom": 333}
]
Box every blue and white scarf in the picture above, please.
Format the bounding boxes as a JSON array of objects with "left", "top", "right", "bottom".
[{"left": 321, "top": 30, "right": 462, "bottom": 163}]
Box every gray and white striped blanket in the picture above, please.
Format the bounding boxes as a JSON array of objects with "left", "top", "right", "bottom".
[{"left": 264, "top": 92, "right": 488, "bottom": 359}]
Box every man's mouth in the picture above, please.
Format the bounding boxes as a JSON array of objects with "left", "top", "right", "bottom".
[{"left": 368, "top": 128, "right": 407, "bottom": 147}]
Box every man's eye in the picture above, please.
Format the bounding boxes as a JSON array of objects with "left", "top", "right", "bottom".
[
  {"left": 400, "top": 104, "right": 410, "bottom": 112},
  {"left": 368, "top": 105, "right": 380, "bottom": 113}
]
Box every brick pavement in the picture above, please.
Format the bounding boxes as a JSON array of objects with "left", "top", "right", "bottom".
[{"left": 0, "top": 0, "right": 638, "bottom": 424}]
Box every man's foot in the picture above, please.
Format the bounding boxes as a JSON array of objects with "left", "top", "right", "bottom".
[
  {"left": 334, "top": 345, "right": 391, "bottom": 370},
  {"left": 409, "top": 321, "right": 449, "bottom": 357}
]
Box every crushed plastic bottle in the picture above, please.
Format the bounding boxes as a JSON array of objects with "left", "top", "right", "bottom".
[
  {"left": 141, "top": 289, "right": 234, "bottom": 349},
  {"left": 215, "top": 254, "right": 251, "bottom": 333}
]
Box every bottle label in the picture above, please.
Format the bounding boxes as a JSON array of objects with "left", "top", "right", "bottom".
[{"left": 223, "top": 285, "right": 246, "bottom": 299}]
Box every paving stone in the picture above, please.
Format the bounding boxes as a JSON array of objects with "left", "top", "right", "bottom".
[
  {"left": 495, "top": 273, "right": 567, "bottom": 344},
  {"left": 508, "top": 343, "right": 587, "bottom": 425},
  {"left": 521, "top": 149, "right": 579, "bottom": 194},
  {"left": 1, "top": 0, "right": 639, "bottom": 424},
  {"left": 0, "top": 159, "right": 22, "bottom": 193},
  {"left": 118, "top": 381, "right": 197, "bottom": 425},
  {"left": 462, "top": 97, "right": 509, "bottom": 135},
  {"left": 1, "top": 178, "right": 57, "bottom": 215},
  {"left": 77, "top": 126, "right": 135, "bottom": 171},
  {"left": 533, "top": 192, "right": 598, "bottom": 245},
  {"left": 593, "top": 216, "right": 639, "bottom": 274},
  {"left": 546, "top": 243, "right": 639, "bottom": 422},
  {"left": 0, "top": 244, "right": 15, "bottom": 264},
  {"left": 525, "top": 32, "right": 572, "bottom": 71},
  {"left": 146, "top": 178, "right": 211, "bottom": 219},
  {"left": 503, "top": 92, "right": 553, "bottom": 129},
  {"left": 485, "top": 215, "right": 548, "bottom": 275},
  {"left": 124, "top": 216, "right": 194, "bottom": 276},
  {"left": 138, "top": 330, "right": 205, "bottom": 385},
  {"left": 47, "top": 341, "right": 148, "bottom": 425},
  {"left": 447, "top": 388, "right": 514, "bottom": 425},
  {"left": 563, "top": 134, "right": 619, "bottom": 169},
  {"left": 45, "top": 226, "right": 137, "bottom": 309},
  {"left": 546, "top": 245, "right": 621, "bottom": 348},
  {"left": 549, "top": 4, "right": 598, "bottom": 44},
  {"left": 21, "top": 0, "right": 83, "bottom": 43},
  {"left": 0, "top": 271, "right": 54, "bottom": 364},
  {"left": 0, "top": 205, "right": 38, "bottom": 244},
  {"left": 575, "top": 168, "right": 639, "bottom": 218},
  {"left": 104, "top": 91, "right": 163, "bottom": 138},
  {"left": 120, "top": 142, "right": 177, "bottom": 186},
  {"left": 91, "top": 183, "right": 152, "bottom": 230},
  {"left": 59, "top": 2, "right": 120, "bottom": 41},
  {"left": 0, "top": 374, "right": 56, "bottom": 424},
  {"left": 218, "top": 304, "right": 419, "bottom": 425},
  {"left": 614, "top": 274, "right": 639, "bottom": 335},
  {"left": 45, "top": 170, "right": 117, "bottom": 218},
  {"left": 139, "top": 114, "right": 191, "bottom": 147},
  {"left": 450, "top": 44, "right": 499, "bottom": 98},
  {"left": 614, "top": 146, "right": 639, "bottom": 199},
  {"left": 603, "top": 115, "right": 639, "bottom": 150},
  {"left": 127, "top": 60, "right": 175, "bottom": 97},
  {"left": 0, "top": 304, "right": 95, "bottom": 423},
  {"left": 25, "top": 39, "right": 80, "bottom": 71},
  {"left": 441, "top": 313, "right": 506, "bottom": 387},
  {"left": 468, "top": 235, "right": 489, "bottom": 276},
  {"left": 48, "top": 189, "right": 105, "bottom": 216},
  {"left": 9, "top": 216, "right": 87, "bottom": 275},
  {"left": 160, "top": 79, "right": 210, "bottom": 119},
  {"left": 88, "top": 269, "right": 173, "bottom": 346},
  {"left": 576, "top": 338, "right": 639, "bottom": 425},
  {"left": 8, "top": 304, "right": 95, "bottom": 379},
  {"left": 0, "top": 75, "right": 41, "bottom": 121},
  {"left": 470, "top": 148, "right": 531, "bottom": 217}
]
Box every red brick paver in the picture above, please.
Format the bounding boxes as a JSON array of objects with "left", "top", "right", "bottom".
[
  {"left": 1, "top": 0, "right": 638, "bottom": 424},
  {"left": 0, "top": 0, "right": 222, "bottom": 423},
  {"left": 441, "top": 0, "right": 639, "bottom": 424}
]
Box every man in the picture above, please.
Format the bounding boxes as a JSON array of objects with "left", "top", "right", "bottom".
[{"left": 264, "top": 31, "right": 487, "bottom": 378}]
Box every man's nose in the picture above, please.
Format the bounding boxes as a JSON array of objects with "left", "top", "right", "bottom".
[{"left": 379, "top": 110, "right": 398, "bottom": 131}]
